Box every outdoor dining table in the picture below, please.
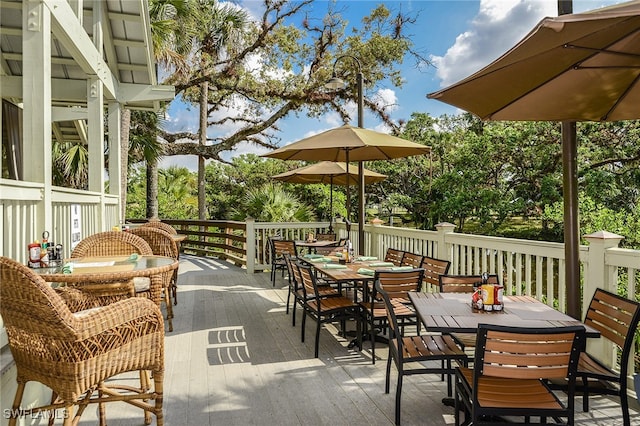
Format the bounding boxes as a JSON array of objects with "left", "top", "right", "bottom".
[
  {"left": 408, "top": 292, "right": 600, "bottom": 337},
  {"left": 36, "top": 254, "right": 178, "bottom": 307}
]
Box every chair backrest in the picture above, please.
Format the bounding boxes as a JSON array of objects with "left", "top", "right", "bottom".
[
  {"left": 130, "top": 227, "right": 178, "bottom": 259},
  {"left": 474, "top": 323, "right": 585, "bottom": 381},
  {"left": 0, "top": 256, "right": 75, "bottom": 341},
  {"left": 439, "top": 274, "right": 499, "bottom": 293},
  {"left": 71, "top": 231, "right": 153, "bottom": 258},
  {"left": 141, "top": 220, "right": 178, "bottom": 235},
  {"left": 384, "top": 248, "right": 404, "bottom": 266},
  {"left": 273, "top": 239, "right": 297, "bottom": 257},
  {"left": 376, "top": 281, "right": 408, "bottom": 356},
  {"left": 283, "top": 253, "right": 297, "bottom": 287},
  {"left": 316, "top": 233, "right": 336, "bottom": 241},
  {"left": 400, "top": 252, "right": 423, "bottom": 268},
  {"left": 420, "top": 256, "right": 451, "bottom": 292},
  {"left": 297, "top": 263, "right": 320, "bottom": 302},
  {"left": 584, "top": 288, "right": 640, "bottom": 377},
  {"left": 373, "top": 268, "right": 425, "bottom": 301}
]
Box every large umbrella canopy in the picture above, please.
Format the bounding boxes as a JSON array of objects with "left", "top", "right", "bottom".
[
  {"left": 426, "top": 0, "right": 640, "bottom": 319},
  {"left": 428, "top": 1, "right": 640, "bottom": 121},
  {"left": 262, "top": 124, "right": 430, "bottom": 254},
  {"left": 272, "top": 161, "right": 387, "bottom": 186},
  {"left": 263, "top": 125, "right": 430, "bottom": 162},
  {"left": 272, "top": 161, "right": 387, "bottom": 227}
]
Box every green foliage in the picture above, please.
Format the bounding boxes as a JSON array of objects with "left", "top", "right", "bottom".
[
  {"left": 231, "top": 184, "right": 316, "bottom": 222},
  {"left": 542, "top": 195, "right": 640, "bottom": 248},
  {"left": 126, "top": 165, "right": 198, "bottom": 220}
]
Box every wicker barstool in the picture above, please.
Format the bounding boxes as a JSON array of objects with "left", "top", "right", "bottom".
[
  {"left": 141, "top": 219, "right": 178, "bottom": 235},
  {"left": 0, "top": 256, "right": 165, "bottom": 425},
  {"left": 70, "top": 231, "right": 154, "bottom": 305},
  {"left": 130, "top": 227, "right": 179, "bottom": 331}
]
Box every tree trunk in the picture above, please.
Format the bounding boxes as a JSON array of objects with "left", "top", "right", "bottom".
[
  {"left": 146, "top": 159, "right": 159, "bottom": 219},
  {"left": 198, "top": 81, "right": 208, "bottom": 220},
  {"left": 120, "top": 108, "right": 131, "bottom": 220}
]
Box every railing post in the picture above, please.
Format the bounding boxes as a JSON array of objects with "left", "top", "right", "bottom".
[
  {"left": 245, "top": 217, "right": 255, "bottom": 273},
  {"left": 435, "top": 222, "right": 456, "bottom": 264},
  {"left": 583, "top": 230, "right": 624, "bottom": 369},
  {"left": 583, "top": 230, "right": 624, "bottom": 310},
  {"left": 369, "top": 217, "right": 384, "bottom": 258}
]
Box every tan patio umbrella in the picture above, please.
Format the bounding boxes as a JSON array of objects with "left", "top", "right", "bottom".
[
  {"left": 427, "top": 0, "right": 640, "bottom": 319},
  {"left": 272, "top": 161, "right": 387, "bottom": 230},
  {"left": 262, "top": 124, "right": 430, "bottom": 254}
]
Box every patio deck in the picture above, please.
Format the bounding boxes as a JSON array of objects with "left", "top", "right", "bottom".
[{"left": 78, "top": 254, "right": 639, "bottom": 425}]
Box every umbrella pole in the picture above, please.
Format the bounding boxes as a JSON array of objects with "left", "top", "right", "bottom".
[
  {"left": 329, "top": 177, "right": 334, "bottom": 232},
  {"left": 346, "top": 151, "right": 351, "bottom": 222},
  {"left": 563, "top": 121, "right": 581, "bottom": 319}
]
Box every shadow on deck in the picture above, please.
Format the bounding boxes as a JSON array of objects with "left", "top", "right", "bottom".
[{"left": 81, "top": 255, "right": 639, "bottom": 425}]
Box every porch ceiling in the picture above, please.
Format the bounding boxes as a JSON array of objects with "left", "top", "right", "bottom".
[{"left": 0, "top": 0, "right": 171, "bottom": 110}]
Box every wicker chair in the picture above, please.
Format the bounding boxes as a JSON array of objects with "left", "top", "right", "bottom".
[
  {"left": 141, "top": 219, "right": 178, "bottom": 235},
  {"left": 0, "top": 256, "right": 165, "bottom": 426},
  {"left": 130, "top": 227, "right": 179, "bottom": 332},
  {"left": 70, "top": 231, "right": 154, "bottom": 305}
]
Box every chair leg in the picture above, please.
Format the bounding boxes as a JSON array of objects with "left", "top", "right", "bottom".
[
  {"left": 286, "top": 288, "right": 292, "bottom": 315},
  {"left": 370, "top": 313, "right": 376, "bottom": 364},
  {"left": 301, "top": 310, "right": 307, "bottom": 342},
  {"left": 395, "top": 368, "right": 404, "bottom": 426},
  {"left": 63, "top": 405, "right": 74, "bottom": 426},
  {"left": 8, "top": 382, "right": 25, "bottom": 426},
  {"left": 314, "top": 319, "right": 321, "bottom": 358},
  {"left": 385, "top": 350, "right": 392, "bottom": 394},
  {"left": 154, "top": 370, "right": 165, "bottom": 426},
  {"left": 620, "top": 384, "right": 631, "bottom": 426},
  {"left": 292, "top": 299, "right": 298, "bottom": 327},
  {"left": 164, "top": 287, "right": 173, "bottom": 332}
]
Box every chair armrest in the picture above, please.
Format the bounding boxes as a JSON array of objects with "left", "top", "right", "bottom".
[{"left": 72, "top": 297, "right": 164, "bottom": 340}]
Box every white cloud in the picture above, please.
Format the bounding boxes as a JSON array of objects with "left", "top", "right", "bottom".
[
  {"left": 430, "top": 0, "right": 625, "bottom": 88},
  {"left": 431, "top": 0, "right": 554, "bottom": 88}
]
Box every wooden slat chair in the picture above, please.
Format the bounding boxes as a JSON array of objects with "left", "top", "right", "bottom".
[
  {"left": 298, "top": 263, "right": 362, "bottom": 358},
  {"left": 269, "top": 238, "right": 297, "bottom": 287},
  {"left": 0, "top": 256, "right": 165, "bottom": 426},
  {"left": 315, "top": 232, "right": 336, "bottom": 241},
  {"left": 384, "top": 248, "right": 404, "bottom": 266},
  {"left": 377, "top": 280, "right": 467, "bottom": 426},
  {"left": 361, "top": 269, "right": 425, "bottom": 364},
  {"left": 286, "top": 254, "right": 340, "bottom": 328},
  {"left": 314, "top": 233, "right": 341, "bottom": 255},
  {"left": 454, "top": 323, "right": 585, "bottom": 426},
  {"left": 130, "top": 227, "right": 179, "bottom": 332},
  {"left": 574, "top": 288, "right": 640, "bottom": 426},
  {"left": 420, "top": 255, "right": 450, "bottom": 292},
  {"left": 399, "top": 252, "right": 423, "bottom": 268},
  {"left": 438, "top": 274, "right": 500, "bottom": 353}
]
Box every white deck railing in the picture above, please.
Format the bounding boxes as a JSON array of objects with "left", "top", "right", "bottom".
[{"left": 2, "top": 186, "right": 639, "bottom": 388}]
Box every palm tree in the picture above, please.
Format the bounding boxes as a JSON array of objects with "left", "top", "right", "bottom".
[
  {"left": 233, "top": 185, "right": 316, "bottom": 223},
  {"left": 191, "top": 1, "right": 249, "bottom": 220}
]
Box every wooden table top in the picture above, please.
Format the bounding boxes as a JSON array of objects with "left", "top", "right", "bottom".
[
  {"left": 408, "top": 292, "right": 599, "bottom": 337},
  {"left": 306, "top": 258, "right": 400, "bottom": 283}
]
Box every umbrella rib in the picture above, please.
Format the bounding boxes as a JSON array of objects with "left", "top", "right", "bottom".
[
  {"left": 564, "top": 43, "right": 640, "bottom": 60},
  {"left": 603, "top": 72, "right": 640, "bottom": 120}
]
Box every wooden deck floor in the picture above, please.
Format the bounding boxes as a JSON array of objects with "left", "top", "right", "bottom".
[{"left": 80, "top": 255, "right": 639, "bottom": 425}]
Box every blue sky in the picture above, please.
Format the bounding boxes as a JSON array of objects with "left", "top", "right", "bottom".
[{"left": 162, "top": 0, "right": 626, "bottom": 170}]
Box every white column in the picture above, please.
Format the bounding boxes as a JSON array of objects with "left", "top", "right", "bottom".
[
  {"left": 88, "top": 0, "right": 105, "bottom": 228},
  {"left": 108, "top": 102, "right": 122, "bottom": 202},
  {"left": 23, "top": 0, "right": 53, "bottom": 235}
]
